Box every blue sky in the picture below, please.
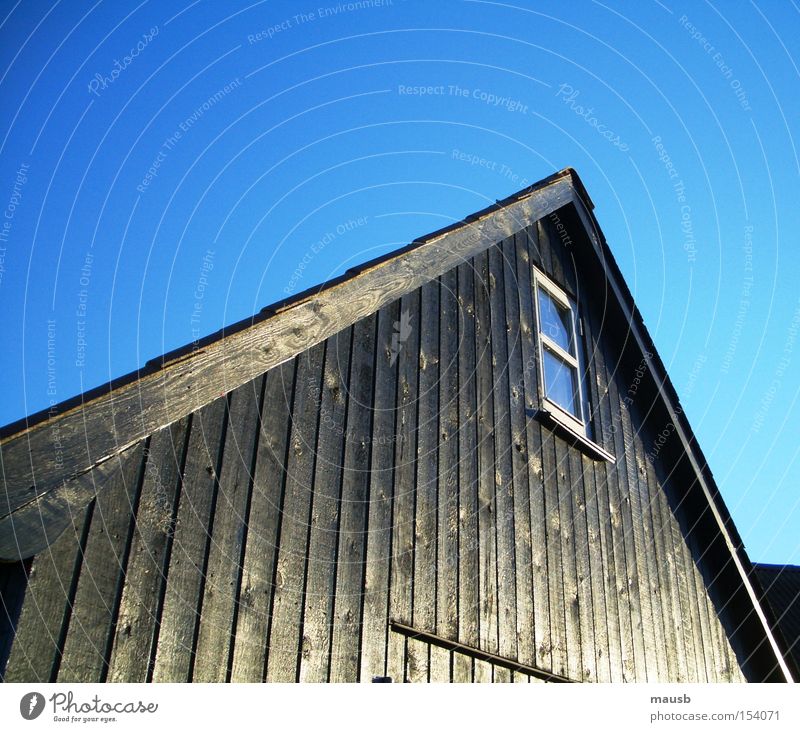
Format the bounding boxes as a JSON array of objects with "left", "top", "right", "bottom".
[{"left": 0, "top": 0, "right": 798, "bottom": 564}]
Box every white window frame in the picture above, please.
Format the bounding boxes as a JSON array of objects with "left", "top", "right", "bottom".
[{"left": 532, "top": 267, "right": 588, "bottom": 436}]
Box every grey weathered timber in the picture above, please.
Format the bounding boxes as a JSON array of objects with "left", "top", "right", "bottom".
[
  {"left": 488, "top": 244, "right": 519, "bottom": 663},
  {"left": 298, "top": 329, "right": 351, "bottom": 682},
  {"left": 411, "top": 280, "right": 439, "bottom": 681},
  {"left": 537, "top": 386, "right": 568, "bottom": 672},
  {"left": 628, "top": 407, "right": 669, "bottom": 681},
  {"left": 454, "top": 261, "right": 479, "bottom": 683},
  {"left": 642, "top": 450, "right": 681, "bottom": 681},
  {"left": 513, "top": 228, "right": 552, "bottom": 673},
  {"left": 229, "top": 362, "right": 294, "bottom": 682},
  {"left": 615, "top": 383, "right": 657, "bottom": 682},
  {"left": 657, "top": 467, "right": 691, "bottom": 682},
  {"left": 107, "top": 418, "right": 190, "bottom": 682},
  {"left": 57, "top": 442, "right": 146, "bottom": 682},
  {"left": 329, "top": 316, "right": 375, "bottom": 683},
  {"left": 433, "top": 267, "right": 459, "bottom": 682},
  {"left": 610, "top": 351, "right": 649, "bottom": 682},
  {"left": 191, "top": 380, "right": 264, "bottom": 683},
  {"left": 670, "top": 490, "right": 701, "bottom": 682},
  {"left": 358, "top": 302, "right": 398, "bottom": 682},
  {"left": 690, "top": 529, "right": 719, "bottom": 681},
  {"left": 265, "top": 346, "right": 324, "bottom": 681},
  {"left": 474, "top": 250, "right": 498, "bottom": 658},
  {"left": 474, "top": 657, "right": 492, "bottom": 682},
  {"left": 0, "top": 177, "right": 575, "bottom": 534},
  {"left": 585, "top": 299, "right": 636, "bottom": 682},
  {"left": 580, "top": 451, "right": 610, "bottom": 682},
  {"left": 386, "top": 290, "right": 420, "bottom": 682},
  {"left": 580, "top": 288, "right": 622, "bottom": 683},
  {"left": 150, "top": 396, "right": 228, "bottom": 682},
  {"left": 500, "top": 236, "right": 535, "bottom": 670}
]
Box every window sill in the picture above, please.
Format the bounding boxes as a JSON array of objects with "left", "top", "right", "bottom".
[{"left": 527, "top": 406, "right": 616, "bottom": 463}]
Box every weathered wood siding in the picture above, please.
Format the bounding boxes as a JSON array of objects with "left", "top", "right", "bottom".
[{"left": 0, "top": 209, "right": 746, "bottom": 682}]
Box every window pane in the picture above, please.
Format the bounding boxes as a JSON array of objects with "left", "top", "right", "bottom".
[
  {"left": 542, "top": 348, "right": 580, "bottom": 418},
  {"left": 537, "top": 287, "right": 573, "bottom": 353}
]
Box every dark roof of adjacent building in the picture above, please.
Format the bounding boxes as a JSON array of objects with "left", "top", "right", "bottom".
[{"left": 753, "top": 564, "right": 800, "bottom": 672}]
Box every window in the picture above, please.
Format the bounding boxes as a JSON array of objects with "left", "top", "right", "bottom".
[{"left": 532, "top": 267, "right": 595, "bottom": 442}]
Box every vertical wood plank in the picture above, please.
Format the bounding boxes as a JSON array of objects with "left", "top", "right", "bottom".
[
  {"left": 493, "top": 664, "right": 511, "bottom": 682},
  {"left": 488, "top": 243, "right": 518, "bottom": 663},
  {"left": 655, "top": 470, "right": 691, "bottom": 682},
  {"left": 474, "top": 250, "right": 498, "bottom": 657},
  {"left": 453, "top": 652, "right": 473, "bottom": 682},
  {"left": 229, "top": 362, "right": 295, "bottom": 681},
  {"left": 299, "top": 328, "right": 352, "bottom": 682},
  {"left": 150, "top": 396, "right": 227, "bottom": 682},
  {"left": 265, "top": 345, "right": 325, "bottom": 681},
  {"left": 57, "top": 444, "right": 146, "bottom": 682},
  {"left": 387, "top": 290, "right": 421, "bottom": 682},
  {"left": 406, "top": 637, "right": 429, "bottom": 682},
  {"left": 642, "top": 446, "right": 680, "bottom": 681},
  {"left": 616, "top": 394, "right": 658, "bottom": 681},
  {"left": 555, "top": 435, "right": 582, "bottom": 681},
  {"left": 455, "top": 261, "right": 479, "bottom": 682},
  {"left": 608, "top": 364, "right": 648, "bottom": 682},
  {"left": 514, "top": 228, "right": 552, "bottom": 673},
  {"left": 412, "top": 280, "right": 439, "bottom": 685},
  {"left": 668, "top": 498, "right": 701, "bottom": 682},
  {"left": 585, "top": 303, "right": 637, "bottom": 682},
  {"left": 629, "top": 415, "right": 669, "bottom": 681},
  {"left": 474, "top": 657, "right": 492, "bottom": 682},
  {"left": 329, "top": 316, "right": 376, "bottom": 683},
  {"left": 536, "top": 219, "right": 556, "bottom": 280},
  {"left": 500, "top": 236, "right": 535, "bottom": 669},
  {"left": 359, "top": 300, "right": 399, "bottom": 682},
  {"left": 107, "top": 419, "right": 190, "bottom": 682},
  {"left": 579, "top": 289, "right": 622, "bottom": 683},
  {"left": 580, "top": 453, "right": 611, "bottom": 681},
  {"left": 191, "top": 378, "right": 264, "bottom": 682},
  {"left": 433, "top": 267, "right": 459, "bottom": 682},
  {"left": 681, "top": 532, "right": 709, "bottom": 681},
  {"left": 568, "top": 449, "right": 596, "bottom": 681},
  {"left": 688, "top": 534, "right": 718, "bottom": 681}
]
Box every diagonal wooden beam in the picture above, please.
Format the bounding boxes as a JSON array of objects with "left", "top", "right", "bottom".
[{"left": 0, "top": 174, "right": 575, "bottom": 523}]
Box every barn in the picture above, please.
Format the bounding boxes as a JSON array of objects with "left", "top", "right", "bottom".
[{"left": 0, "top": 168, "right": 794, "bottom": 683}]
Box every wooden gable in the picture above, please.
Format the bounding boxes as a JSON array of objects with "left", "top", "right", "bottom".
[{"left": 0, "top": 169, "right": 791, "bottom": 682}]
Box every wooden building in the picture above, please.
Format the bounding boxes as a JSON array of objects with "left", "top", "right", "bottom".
[{"left": 0, "top": 169, "right": 794, "bottom": 683}]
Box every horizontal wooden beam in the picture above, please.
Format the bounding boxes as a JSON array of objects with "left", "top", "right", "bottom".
[{"left": 390, "top": 621, "right": 573, "bottom": 682}]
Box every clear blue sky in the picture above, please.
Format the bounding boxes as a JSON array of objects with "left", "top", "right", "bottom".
[{"left": 0, "top": 0, "right": 798, "bottom": 565}]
